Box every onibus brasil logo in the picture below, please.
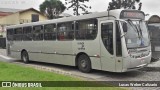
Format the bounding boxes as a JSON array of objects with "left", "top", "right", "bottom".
[{"left": 1, "top": 82, "right": 42, "bottom": 87}]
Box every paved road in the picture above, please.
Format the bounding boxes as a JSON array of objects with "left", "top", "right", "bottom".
[
  {"left": 0, "top": 49, "right": 14, "bottom": 62},
  {"left": 0, "top": 49, "right": 160, "bottom": 90}
]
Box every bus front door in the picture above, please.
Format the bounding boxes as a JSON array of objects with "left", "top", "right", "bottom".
[
  {"left": 100, "top": 21, "right": 116, "bottom": 72},
  {"left": 100, "top": 20, "right": 123, "bottom": 72}
]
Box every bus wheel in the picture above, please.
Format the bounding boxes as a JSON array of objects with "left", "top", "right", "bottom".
[
  {"left": 77, "top": 54, "right": 91, "bottom": 73},
  {"left": 21, "top": 51, "right": 29, "bottom": 63}
]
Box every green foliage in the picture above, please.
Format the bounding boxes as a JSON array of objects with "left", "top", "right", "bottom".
[
  {"left": 0, "top": 61, "right": 126, "bottom": 90},
  {"left": 40, "top": 0, "right": 66, "bottom": 19},
  {"left": 65, "top": 0, "right": 91, "bottom": 16},
  {"left": 108, "top": 0, "right": 142, "bottom": 10},
  {"left": 0, "top": 61, "right": 77, "bottom": 81}
]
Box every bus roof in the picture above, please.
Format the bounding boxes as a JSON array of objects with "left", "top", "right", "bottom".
[{"left": 6, "top": 9, "right": 144, "bottom": 29}]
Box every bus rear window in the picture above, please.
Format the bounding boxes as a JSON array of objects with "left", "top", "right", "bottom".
[{"left": 7, "top": 29, "right": 14, "bottom": 41}]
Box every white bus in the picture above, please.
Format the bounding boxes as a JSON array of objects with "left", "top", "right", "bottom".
[{"left": 6, "top": 9, "right": 151, "bottom": 73}]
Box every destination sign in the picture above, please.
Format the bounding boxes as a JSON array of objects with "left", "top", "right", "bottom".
[{"left": 120, "top": 10, "right": 145, "bottom": 20}]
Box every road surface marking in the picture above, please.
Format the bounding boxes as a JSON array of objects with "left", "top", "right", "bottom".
[{"left": 0, "top": 54, "right": 12, "bottom": 60}]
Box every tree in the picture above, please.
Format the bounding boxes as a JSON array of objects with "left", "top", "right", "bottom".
[
  {"left": 108, "top": 0, "right": 142, "bottom": 10},
  {"left": 65, "top": 0, "right": 91, "bottom": 16},
  {"left": 40, "top": 0, "right": 66, "bottom": 19}
]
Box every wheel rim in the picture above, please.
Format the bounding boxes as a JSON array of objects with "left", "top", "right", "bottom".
[
  {"left": 80, "top": 59, "right": 87, "bottom": 68},
  {"left": 23, "top": 53, "right": 27, "bottom": 62},
  {"left": 78, "top": 55, "right": 91, "bottom": 72}
]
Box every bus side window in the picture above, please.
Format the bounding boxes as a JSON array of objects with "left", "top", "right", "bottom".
[
  {"left": 57, "top": 22, "right": 74, "bottom": 41},
  {"left": 33, "top": 25, "right": 44, "bottom": 41},
  {"left": 23, "top": 26, "right": 33, "bottom": 41},
  {"left": 101, "top": 23, "right": 113, "bottom": 55},
  {"left": 14, "top": 28, "right": 23, "bottom": 41},
  {"left": 75, "top": 19, "right": 98, "bottom": 40},
  {"left": 44, "top": 24, "right": 56, "bottom": 40}
]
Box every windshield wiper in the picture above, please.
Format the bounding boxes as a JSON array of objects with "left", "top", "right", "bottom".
[
  {"left": 138, "top": 20, "right": 143, "bottom": 37},
  {"left": 127, "top": 19, "right": 141, "bottom": 39},
  {"left": 138, "top": 20, "right": 145, "bottom": 46}
]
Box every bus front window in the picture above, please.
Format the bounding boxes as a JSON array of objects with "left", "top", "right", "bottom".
[{"left": 121, "top": 20, "right": 150, "bottom": 48}]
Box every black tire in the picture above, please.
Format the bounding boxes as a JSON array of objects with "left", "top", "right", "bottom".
[
  {"left": 21, "top": 51, "right": 29, "bottom": 63},
  {"left": 77, "top": 54, "right": 91, "bottom": 73},
  {"left": 151, "top": 58, "right": 159, "bottom": 62}
]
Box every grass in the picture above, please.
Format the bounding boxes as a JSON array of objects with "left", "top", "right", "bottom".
[
  {"left": 0, "top": 61, "right": 127, "bottom": 90},
  {"left": 0, "top": 61, "right": 77, "bottom": 81}
]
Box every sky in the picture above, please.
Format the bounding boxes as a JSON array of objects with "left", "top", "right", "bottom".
[{"left": 0, "top": 0, "right": 159, "bottom": 17}]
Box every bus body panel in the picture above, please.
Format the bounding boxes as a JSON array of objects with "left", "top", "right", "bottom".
[
  {"left": 100, "top": 41, "right": 116, "bottom": 71},
  {"left": 9, "top": 41, "right": 23, "bottom": 60},
  {"left": 49, "top": 41, "right": 74, "bottom": 66},
  {"left": 72, "top": 39, "right": 102, "bottom": 70}
]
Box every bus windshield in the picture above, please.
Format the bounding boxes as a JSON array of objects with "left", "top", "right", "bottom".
[{"left": 122, "top": 20, "right": 150, "bottom": 48}]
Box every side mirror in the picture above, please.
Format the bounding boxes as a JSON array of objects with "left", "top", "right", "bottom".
[{"left": 123, "top": 23, "right": 128, "bottom": 32}]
